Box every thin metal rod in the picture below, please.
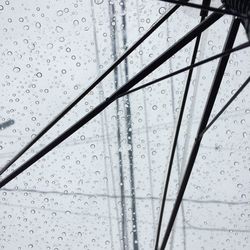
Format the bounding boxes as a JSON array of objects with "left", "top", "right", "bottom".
[
  {"left": 108, "top": 2, "right": 128, "bottom": 249},
  {"left": 180, "top": 29, "right": 209, "bottom": 187},
  {"left": 159, "top": 18, "right": 240, "bottom": 250},
  {"left": 164, "top": 19, "right": 185, "bottom": 250},
  {"left": 119, "top": 42, "right": 250, "bottom": 98},
  {"left": 120, "top": 0, "right": 139, "bottom": 249},
  {"left": 0, "top": 4, "right": 180, "bottom": 176},
  {"left": 154, "top": 11, "right": 206, "bottom": 250},
  {"left": 91, "top": 0, "right": 117, "bottom": 248},
  {"left": 160, "top": 0, "right": 246, "bottom": 18},
  {"left": 0, "top": 11, "right": 223, "bottom": 189},
  {"left": 201, "top": 75, "right": 250, "bottom": 137},
  {"left": 173, "top": 4, "right": 211, "bottom": 248}
]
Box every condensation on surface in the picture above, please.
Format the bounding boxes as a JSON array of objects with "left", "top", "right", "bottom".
[{"left": 0, "top": 0, "right": 250, "bottom": 249}]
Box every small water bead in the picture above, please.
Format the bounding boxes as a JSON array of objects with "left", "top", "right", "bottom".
[
  {"left": 94, "top": 0, "right": 104, "bottom": 4},
  {"left": 241, "top": 194, "right": 247, "bottom": 199},
  {"left": 13, "top": 67, "right": 21, "bottom": 73},
  {"left": 0, "top": 5, "right": 4, "bottom": 11},
  {"left": 220, "top": 170, "right": 225, "bottom": 175},
  {"left": 35, "top": 22, "right": 41, "bottom": 28},
  {"left": 105, "top": 240, "right": 110, "bottom": 245},
  {"left": 47, "top": 43, "right": 53, "bottom": 49},
  {"left": 73, "top": 19, "right": 79, "bottom": 26},
  {"left": 138, "top": 27, "right": 144, "bottom": 33},
  {"left": 56, "top": 26, "right": 63, "bottom": 33},
  {"left": 158, "top": 7, "right": 167, "bottom": 14},
  {"left": 36, "top": 72, "right": 42, "bottom": 78},
  {"left": 236, "top": 70, "right": 241, "bottom": 76},
  {"left": 23, "top": 25, "right": 29, "bottom": 30},
  {"left": 30, "top": 209, "right": 36, "bottom": 214},
  {"left": 152, "top": 105, "right": 157, "bottom": 110},
  {"left": 59, "top": 37, "right": 65, "bottom": 42},
  {"left": 57, "top": 10, "right": 63, "bottom": 16}
]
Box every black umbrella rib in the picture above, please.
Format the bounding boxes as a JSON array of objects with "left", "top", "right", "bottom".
[
  {"left": 201, "top": 76, "right": 250, "bottom": 137},
  {"left": 154, "top": 1, "right": 211, "bottom": 248},
  {"left": 120, "top": 42, "right": 250, "bottom": 97},
  {"left": 0, "top": 4, "right": 180, "bottom": 176},
  {"left": 160, "top": 0, "right": 246, "bottom": 18},
  {"left": 159, "top": 18, "right": 240, "bottom": 250},
  {"left": 0, "top": 11, "right": 223, "bottom": 189}
]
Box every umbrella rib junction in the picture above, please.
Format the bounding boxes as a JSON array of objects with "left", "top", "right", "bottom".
[{"left": 160, "top": 0, "right": 247, "bottom": 18}]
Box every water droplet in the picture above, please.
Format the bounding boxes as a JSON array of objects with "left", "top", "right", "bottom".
[
  {"left": 220, "top": 170, "right": 225, "bottom": 175},
  {"left": 36, "top": 72, "right": 42, "bottom": 78},
  {"left": 236, "top": 70, "right": 241, "bottom": 76},
  {"left": 94, "top": 0, "right": 104, "bottom": 4},
  {"left": 13, "top": 67, "right": 21, "bottom": 73},
  {"left": 35, "top": 22, "right": 41, "bottom": 28},
  {"left": 23, "top": 25, "right": 29, "bottom": 30},
  {"left": 47, "top": 43, "right": 53, "bottom": 49},
  {"left": 73, "top": 19, "right": 79, "bottom": 26},
  {"left": 56, "top": 26, "right": 63, "bottom": 33},
  {"left": 57, "top": 10, "right": 63, "bottom": 16}
]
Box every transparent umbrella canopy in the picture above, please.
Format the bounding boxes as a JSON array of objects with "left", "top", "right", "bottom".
[{"left": 0, "top": 0, "right": 250, "bottom": 249}]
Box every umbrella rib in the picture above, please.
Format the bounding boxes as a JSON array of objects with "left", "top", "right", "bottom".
[
  {"left": 159, "top": 18, "right": 240, "bottom": 250},
  {"left": 154, "top": 1, "right": 210, "bottom": 246},
  {"left": 160, "top": 0, "right": 246, "bottom": 18},
  {"left": 0, "top": 4, "right": 180, "bottom": 176},
  {"left": 201, "top": 76, "right": 250, "bottom": 137},
  {"left": 0, "top": 11, "right": 223, "bottom": 189},
  {"left": 120, "top": 42, "right": 250, "bottom": 97}
]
